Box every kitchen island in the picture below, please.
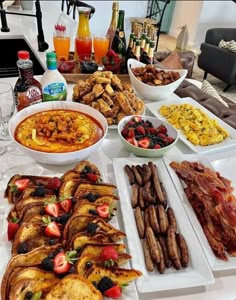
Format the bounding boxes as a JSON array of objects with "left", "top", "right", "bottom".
[{"left": 1, "top": 2, "right": 236, "bottom": 300}]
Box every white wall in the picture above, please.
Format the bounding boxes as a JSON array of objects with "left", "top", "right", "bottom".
[
  {"left": 194, "top": 0, "right": 236, "bottom": 47},
  {"left": 169, "top": 0, "right": 236, "bottom": 49},
  {"left": 169, "top": 0, "right": 203, "bottom": 47}
]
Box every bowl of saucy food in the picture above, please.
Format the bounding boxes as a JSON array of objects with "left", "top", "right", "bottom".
[
  {"left": 9, "top": 102, "right": 108, "bottom": 165},
  {"left": 118, "top": 115, "right": 178, "bottom": 157},
  {"left": 127, "top": 58, "right": 187, "bottom": 101}
]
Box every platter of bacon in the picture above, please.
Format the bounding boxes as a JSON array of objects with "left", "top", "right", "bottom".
[{"left": 164, "top": 154, "right": 236, "bottom": 271}]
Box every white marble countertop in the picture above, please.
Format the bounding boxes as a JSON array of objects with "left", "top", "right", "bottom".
[{"left": 1, "top": 2, "right": 236, "bottom": 299}]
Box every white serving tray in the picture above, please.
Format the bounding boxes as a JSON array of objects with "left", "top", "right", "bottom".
[{"left": 113, "top": 157, "right": 214, "bottom": 294}]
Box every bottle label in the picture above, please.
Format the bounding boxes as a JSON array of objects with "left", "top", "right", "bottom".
[
  {"left": 16, "top": 86, "right": 42, "bottom": 111},
  {"left": 119, "top": 31, "right": 124, "bottom": 39},
  {"left": 42, "top": 82, "right": 67, "bottom": 101}
]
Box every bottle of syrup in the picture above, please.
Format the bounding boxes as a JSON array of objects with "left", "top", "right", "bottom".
[{"left": 14, "top": 50, "right": 43, "bottom": 111}]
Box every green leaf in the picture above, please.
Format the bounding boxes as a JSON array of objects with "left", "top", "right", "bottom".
[
  {"left": 9, "top": 184, "right": 18, "bottom": 194},
  {"left": 59, "top": 194, "right": 71, "bottom": 201},
  {"left": 42, "top": 216, "right": 51, "bottom": 225},
  {"left": 44, "top": 196, "right": 57, "bottom": 206},
  {"left": 66, "top": 250, "right": 78, "bottom": 264}
]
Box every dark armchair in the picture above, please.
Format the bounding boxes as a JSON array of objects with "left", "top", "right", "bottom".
[{"left": 198, "top": 28, "right": 236, "bottom": 92}]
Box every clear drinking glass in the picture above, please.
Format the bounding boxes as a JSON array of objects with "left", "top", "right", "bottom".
[
  {"left": 93, "top": 35, "right": 109, "bottom": 67},
  {"left": 0, "top": 82, "right": 15, "bottom": 141}
]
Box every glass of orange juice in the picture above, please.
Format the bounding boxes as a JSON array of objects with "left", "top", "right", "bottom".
[
  {"left": 53, "top": 24, "right": 70, "bottom": 60},
  {"left": 93, "top": 35, "right": 109, "bottom": 66}
]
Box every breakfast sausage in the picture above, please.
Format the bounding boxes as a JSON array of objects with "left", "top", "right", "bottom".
[
  {"left": 167, "top": 225, "right": 182, "bottom": 270},
  {"left": 156, "top": 239, "right": 165, "bottom": 274},
  {"left": 148, "top": 162, "right": 165, "bottom": 205},
  {"left": 142, "top": 181, "right": 155, "bottom": 204},
  {"left": 148, "top": 205, "right": 160, "bottom": 234},
  {"left": 146, "top": 226, "right": 160, "bottom": 264},
  {"left": 158, "top": 235, "right": 172, "bottom": 268},
  {"left": 157, "top": 204, "right": 169, "bottom": 234},
  {"left": 143, "top": 238, "right": 154, "bottom": 272},
  {"left": 142, "top": 163, "right": 152, "bottom": 183},
  {"left": 167, "top": 207, "right": 177, "bottom": 233},
  {"left": 132, "top": 165, "right": 143, "bottom": 186},
  {"left": 176, "top": 233, "right": 189, "bottom": 268},
  {"left": 131, "top": 183, "right": 139, "bottom": 208},
  {"left": 134, "top": 206, "right": 145, "bottom": 238},
  {"left": 138, "top": 186, "right": 145, "bottom": 209},
  {"left": 124, "top": 165, "right": 135, "bottom": 185}
]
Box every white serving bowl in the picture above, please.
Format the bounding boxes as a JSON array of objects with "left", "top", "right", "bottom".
[
  {"left": 9, "top": 101, "right": 108, "bottom": 165},
  {"left": 127, "top": 58, "right": 188, "bottom": 101},
  {"left": 118, "top": 115, "right": 179, "bottom": 157}
]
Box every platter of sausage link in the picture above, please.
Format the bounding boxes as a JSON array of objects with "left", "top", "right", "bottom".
[
  {"left": 164, "top": 152, "right": 236, "bottom": 272},
  {"left": 113, "top": 157, "right": 214, "bottom": 293}
]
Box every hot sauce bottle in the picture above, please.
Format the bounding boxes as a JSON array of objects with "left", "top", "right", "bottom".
[{"left": 14, "top": 50, "right": 43, "bottom": 111}]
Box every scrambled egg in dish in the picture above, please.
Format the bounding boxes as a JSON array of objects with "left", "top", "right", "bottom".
[{"left": 159, "top": 103, "right": 229, "bottom": 146}]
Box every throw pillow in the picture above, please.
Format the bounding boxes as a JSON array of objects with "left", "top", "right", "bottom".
[
  {"left": 160, "top": 51, "right": 183, "bottom": 70},
  {"left": 201, "top": 80, "right": 229, "bottom": 108},
  {"left": 218, "top": 39, "right": 236, "bottom": 53}
]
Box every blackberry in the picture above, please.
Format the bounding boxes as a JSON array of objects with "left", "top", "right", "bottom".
[
  {"left": 17, "top": 242, "right": 28, "bottom": 254},
  {"left": 24, "top": 291, "right": 33, "bottom": 299},
  {"left": 86, "top": 222, "right": 99, "bottom": 234},
  {"left": 41, "top": 257, "right": 54, "bottom": 271},
  {"left": 49, "top": 239, "right": 56, "bottom": 245},
  {"left": 97, "top": 276, "right": 114, "bottom": 293},
  {"left": 85, "top": 261, "right": 93, "bottom": 269},
  {"left": 86, "top": 192, "right": 100, "bottom": 202},
  {"left": 89, "top": 209, "right": 98, "bottom": 215},
  {"left": 57, "top": 213, "right": 71, "bottom": 225},
  {"left": 31, "top": 186, "right": 46, "bottom": 197}
]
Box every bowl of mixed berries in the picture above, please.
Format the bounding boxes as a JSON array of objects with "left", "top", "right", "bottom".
[{"left": 118, "top": 115, "right": 179, "bottom": 157}]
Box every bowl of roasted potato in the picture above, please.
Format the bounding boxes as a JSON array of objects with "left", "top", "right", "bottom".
[
  {"left": 127, "top": 58, "right": 187, "bottom": 101},
  {"left": 9, "top": 101, "right": 108, "bottom": 165},
  {"left": 118, "top": 115, "right": 179, "bottom": 157}
]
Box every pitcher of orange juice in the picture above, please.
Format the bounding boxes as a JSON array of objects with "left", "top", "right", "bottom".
[{"left": 75, "top": 7, "right": 92, "bottom": 62}]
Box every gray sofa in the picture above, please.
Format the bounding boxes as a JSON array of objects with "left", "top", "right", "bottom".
[{"left": 198, "top": 28, "right": 236, "bottom": 92}]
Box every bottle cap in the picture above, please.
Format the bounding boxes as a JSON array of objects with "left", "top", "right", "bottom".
[
  {"left": 18, "top": 50, "right": 30, "bottom": 60},
  {"left": 46, "top": 52, "right": 57, "bottom": 70}
]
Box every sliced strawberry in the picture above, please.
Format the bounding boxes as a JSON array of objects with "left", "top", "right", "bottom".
[
  {"left": 100, "top": 246, "right": 118, "bottom": 261},
  {"left": 86, "top": 173, "right": 99, "bottom": 182},
  {"left": 12, "top": 178, "right": 30, "bottom": 192},
  {"left": 157, "top": 124, "right": 167, "bottom": 134},
  {"left": 121, "top": 127, "right": 129, "bottom": 137},
  {"left": 53, "top": 250, "right": 78, "bottom": 274},
  {"left": 138, "top": 137, "right": 150, "bottom": 149},
  {"left": 127, "top": 128, "right": 135, "bottom": 138},
  {"left": 126, "top": 137, "right": 138, "bottom": 147},
  {"left": 136, "top": 126, "right": 145, "bottom": 135},
  {"left": 97, "top": 203, "right": 110, "bottom": 219},
  {"left": 132, "top": 116, "right": 142, "bottom": 123},
  {"left": 162, "top": 136, "right": 175, "bottom": 145},
  {"left": 147, "top": 127, "right": 157, "bottom": 134},
  {"left": 44, "top": 218, "right": 61, "bottom": 237},
  {"left": 46, "top": 177, "right": 61, "bottom": 190},
  {"left": 104, "top": 285, "right": 122, "bottom": 299},
  {"left": 60, "top": 198, "right": 72, "bottom": 213},
  {"left": 44, "top": 202, "right": 60, "bottom": 217},
  {"left": 7, "top": 221, "right": 19, "bottom": 241},
  {"left": 126, "top": 120, "right": 135, "bottom": 127},
  {"left": 153, "top": 144, "right": 161, "bottom": 149}
]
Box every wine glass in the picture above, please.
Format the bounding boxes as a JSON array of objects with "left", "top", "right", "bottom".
[{"left": 0, "top": 82, "right": 16, "bottom": 155}]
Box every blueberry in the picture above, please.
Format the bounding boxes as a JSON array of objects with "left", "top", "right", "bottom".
[
  {"left": 41, "top": 257, "right": 54, "bottom": 271},
  {"left": 24, "top": 291, "right": 33, "bottom": 300},
  {"left": 86, "top": 222, "right": 99, "bottom": 234},
  {"left": 17, "top": 242, "right": 28, "bottom": 254},
  {"left": 31, "top": 186, "right": 46, "bottom": 197},
  {"left": 97, "top": 276, "right": 114, "bottom": 293}
]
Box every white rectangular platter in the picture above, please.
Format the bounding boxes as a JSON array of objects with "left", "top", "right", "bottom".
[
  {"left": 113, "top": 157, "right": 214, "bottom": 294},
  {"left": 145, "top": 97, "right": 236, "bottom": 154},
  {"left": 163, "top": 152, "right": 236, "bottom": 272},
  {"left": 0, "top": 167, "right": 139, "bottom": 300}
]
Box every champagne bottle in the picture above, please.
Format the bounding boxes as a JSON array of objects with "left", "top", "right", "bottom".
[
  {"left": 140, "top": 37, "right": 150, "bottom": 64},
  {"left": 106, "top": 1, "right": 119, "bottom": 48},
  {"left": 148, "top": 40, "right": 155, "bottom": 64},
  {"left": 125, "top": 32, "right": 134, "bottom": 62},
  {"left": 133, "top": 40, "right": 141, "bottom": 61},
  {"left": 140, "top": 32, "right": 147, "bottom": 52},
  {"left": 111, "top": 10, "right": 127, "bottom": 72}
]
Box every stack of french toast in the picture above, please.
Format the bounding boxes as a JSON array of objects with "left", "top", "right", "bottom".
[{"left": 1, "top": 161, "right": 142, "bottom": 300}]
